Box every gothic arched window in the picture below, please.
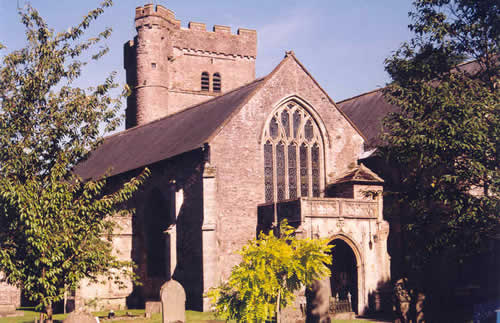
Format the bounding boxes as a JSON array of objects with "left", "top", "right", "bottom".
[
  {"left": 201, "top": 72, "right": 209, "bottom": 91},
  {"left": 263, "top": 101, "right": 324, "bottom": 202},
  {"left": 213, "top": 73, "right": 221, "bottom": 92}
]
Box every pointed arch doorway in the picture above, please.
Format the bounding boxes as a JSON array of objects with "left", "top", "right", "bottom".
[{"left": 329, "top": 238, "right": 359, "bottom": 314}]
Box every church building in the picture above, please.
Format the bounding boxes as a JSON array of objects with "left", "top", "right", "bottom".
[{"left": 74, "top": 4, "right": 391, "bottom": 315}]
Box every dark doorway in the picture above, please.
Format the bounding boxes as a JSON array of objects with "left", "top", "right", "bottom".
[{"left": 329, "top": 239, "right": 358, "bottom": 313}]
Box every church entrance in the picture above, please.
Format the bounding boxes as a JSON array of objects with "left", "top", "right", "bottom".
[{"left": 329, "top": 239, "right": 358, "bottom": 314}]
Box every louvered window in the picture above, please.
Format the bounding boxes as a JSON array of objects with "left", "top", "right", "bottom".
[
  {"left": 213, "top": 73, "right": 221, "bottom": 92},
  {"left": 201, "top": 72, "right": 209, "bottom": 91}
]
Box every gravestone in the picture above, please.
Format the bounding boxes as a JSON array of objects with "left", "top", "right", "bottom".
[
  {"left": 63, "top": 311, "right": 97, "bottom": 323},
  {"left": 145, "top": 301, "right": 162, "bottom": 314},
  {"left": 0, "top": 274, "right": 20, "bottom": 317},
  {"left": 160, "top": 280, "right": 186, "bottom": 323}
]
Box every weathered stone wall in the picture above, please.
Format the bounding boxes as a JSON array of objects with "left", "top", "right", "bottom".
[
  {"left": 167, "top": 48, "right": 255, "bottom": 115},
  {"left": 78, "top": 150, "right": 207, "bottom": 311},
  {"left": 128, "top": 151, "right": 205, "bottom": 310},
  {"left": 77, "top": 213, "right": 134, "bottom": 311},
  {"left": 125, "top": 4, "right": 256, "bottom": 128}
]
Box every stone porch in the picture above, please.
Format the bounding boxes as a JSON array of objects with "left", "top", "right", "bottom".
[{"left": 258, "top": 195, "right": 391, "bottom": 315}]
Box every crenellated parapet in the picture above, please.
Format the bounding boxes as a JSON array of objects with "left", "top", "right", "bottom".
[
  {"left": 133, "top": 4, "right": 257, "bottom": 58},
  {"left": 135, "top": 4, "right": 180, "bottom": 30},
  {"left": 174, "top": 24, "right": 257, "bottom": 58}
]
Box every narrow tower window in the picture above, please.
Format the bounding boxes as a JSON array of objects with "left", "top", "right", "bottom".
[
  {"left": 201, "top": 72, "right": 209, "bottom": 91},
  {"left": 213, "top": 73, "right": 221, "bottom": 92}
]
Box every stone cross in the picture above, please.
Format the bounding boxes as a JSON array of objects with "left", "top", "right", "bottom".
[{"left": 160, "top": 280, "right": 186, "bottom": 323}]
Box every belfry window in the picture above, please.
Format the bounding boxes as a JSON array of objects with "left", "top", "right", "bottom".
[
  {"left": 201, "top": 72, "right": 209, "bottom": 91},
  {"left": 263, "top": 100, "right": 324, "bottom": 202},
  {"left": 213, "top": 73, "right": 221, "bottom": 92}
]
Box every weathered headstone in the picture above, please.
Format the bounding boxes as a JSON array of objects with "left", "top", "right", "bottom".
[
  {"left": 63, "top": 311, "right": 97, "bottom": 323},
  {"left": 145, "top": 301, "right": 162, "bottom": 314},
  {"left": 0, "top": 272, "right": 21, "bottom": 317},
  {"left": 160, "top": 280, "right": 186, "bottom": 323},
  {"left": 306, "top": 278, "right": 331, "bottom": 323}
]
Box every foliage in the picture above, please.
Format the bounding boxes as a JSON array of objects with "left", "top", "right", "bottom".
[
  {"left": 208, "top": 220, "right": 332, "bottom": 323},
  {"left": 0, "top": 1, "right": 148, "bottom": 321},
  {"left": 381, "top": 0, "right": 499, "bottom": 285}
]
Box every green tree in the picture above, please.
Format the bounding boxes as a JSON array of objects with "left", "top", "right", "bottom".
[
  {"left": 381, "top": 0, "right": 499, "bottom": 318},
  {"left": 208, "top": 221, "right": 332, "bottom": 323},
  {"left": 0, "top": 2, "right": 148, "bottom": 322}
]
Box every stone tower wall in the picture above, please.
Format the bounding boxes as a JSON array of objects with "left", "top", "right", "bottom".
[{"left": 125, "top": 4, "right": 257, "bottom": 128}]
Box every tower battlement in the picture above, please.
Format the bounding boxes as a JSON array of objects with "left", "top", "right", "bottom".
[
  {"left": 135, "top": 4, "right": 180, "bottom": 29},
  {"left": 133, "top": 4, "right": 257, "bottom": 58},
  {"left": 135, "top": 4, "right": 177, "bottom": 23}
]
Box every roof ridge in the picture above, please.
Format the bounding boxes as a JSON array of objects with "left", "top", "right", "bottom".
[{"left": 336, "top": 87, "right": 385, "bottom": 105}]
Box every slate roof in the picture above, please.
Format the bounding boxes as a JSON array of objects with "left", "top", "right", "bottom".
[
  {"left": 74, "top": 77, "right": 265, "bottom": 180},
  {"left": 337, "top": 89, "right": 399, "bottom": 148},
  {"left": 337, "top": 59, "right": 488, "bottom": 149},
  {"left": 329, "top": 163, "right": 384, "bottom": 185}
]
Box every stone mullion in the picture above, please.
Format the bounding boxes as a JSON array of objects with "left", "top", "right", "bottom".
[
  {"left": 294, "top": 143, "right": 299, "bottom": 199},
  {"left": 307, "top": 144, "right": 313, "bottom": 197},
  {"left": 284, "top": 141, "right": 289, "bottom": 200},
  {"left": 319, "top": 141, "right": 325, "bottom": 197},
  {"left": 272, "top": 140, "right": 277, "bottom": 203}
]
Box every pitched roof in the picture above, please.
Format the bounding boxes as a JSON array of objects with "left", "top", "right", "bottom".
[
  {"left": 337, "top": 59, "right": 489, "bottom": 150},
  {"left": 74, "top": 77, "right": 265, "bottom": 179},
  {"left": 337, "top": 89, "right": 399, "bottom": 148},
  {"left": 329, "top": 163, "right": 384, "bottom": 185},
  {"left": 75, "top": 52, "right": 367, "bottom": 180}
]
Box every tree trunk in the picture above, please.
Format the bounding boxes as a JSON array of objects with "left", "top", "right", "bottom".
[
  {"left": 45, "top": 303, "right": 53, "bottom": 323},
  {"left": 276, "top": 289, "right": 281, "bottom": 323}
]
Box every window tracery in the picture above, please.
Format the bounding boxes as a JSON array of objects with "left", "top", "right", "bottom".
[{"left": 263, "top": 100, "right": 324, "bottom": 202}]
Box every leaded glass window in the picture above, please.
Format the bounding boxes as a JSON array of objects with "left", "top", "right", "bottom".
[
  {"left": 300, "top": 144, "right": 309, "bottom": 197},
  {"left": 262, "top": 100, "right": 324, "bottom": 202},
  {"left": 305, "top": 120, "right": 314, "bottom": 141},
  {"left": 264, "top": 142, "right": 274, "bottom": 202},
  {"left": 312, "top": 144, "right": 320, "bottom": 197},
  {"left": 293, "top": 110, "right": 301, "bottom": 139},
  {"left": 282, "top": 110, "right": 290, "bottom": 137},
  {"left": 276, "top": 142, "right": 285, "bottom": 201},
  {"left": 270, "top": 117, "right": 279, "bottom": 139},
  {"left": 288, "top": 143, "right": 297, "bottom": 199}
]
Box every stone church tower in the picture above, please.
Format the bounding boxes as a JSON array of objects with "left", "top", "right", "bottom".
[{"left": 124, "top": 4, "right": 257, "bottom": 127}]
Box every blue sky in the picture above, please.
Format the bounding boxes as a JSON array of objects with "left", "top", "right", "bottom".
[{"left": 0, "top": 0, "right": 413, "bottom": 128}]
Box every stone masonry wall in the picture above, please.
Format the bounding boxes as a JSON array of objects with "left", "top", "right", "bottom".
[{"left": 77, "top": 150, "right": 207, "bottom": 311}]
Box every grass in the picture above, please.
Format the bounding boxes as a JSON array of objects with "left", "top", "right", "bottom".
[
  {"left": 0, "top": 309, "right": 221, "bottom": 323},
  {"left": 0, "top": 308, "right": 377, "bottom": 323}
]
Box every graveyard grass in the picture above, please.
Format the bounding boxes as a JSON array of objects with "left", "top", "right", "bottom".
[{"left": 0, "top": 308, "right": 377, "bottom": 323}]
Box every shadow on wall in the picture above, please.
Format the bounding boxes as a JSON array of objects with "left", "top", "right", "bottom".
[{"left": 126, "top": 150, "right": 206, "bottom": 311}]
